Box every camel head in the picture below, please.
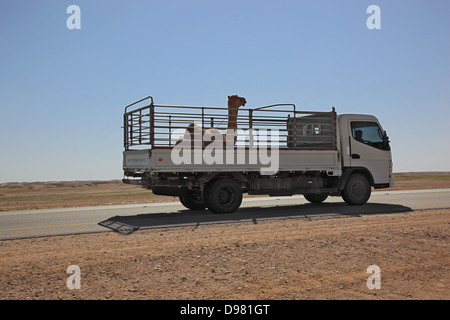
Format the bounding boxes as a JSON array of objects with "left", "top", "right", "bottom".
[
  {"left": 226, "top": 95, "right": 246, "bottom": 131},
  {"left": 227, "top": 95, "right": 247, "bottom": 109}
]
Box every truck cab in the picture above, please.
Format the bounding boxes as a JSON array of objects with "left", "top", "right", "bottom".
[{"left": 338, "top": 114, "right": 393, "bottom": 189}]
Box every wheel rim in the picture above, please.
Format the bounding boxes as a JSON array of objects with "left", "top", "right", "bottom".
[
  {"left": 218, "top": 187, "right": 235, "bottom": 205},
  {"left": 351, "top": 181, "right": 365, "bottom": 198}
]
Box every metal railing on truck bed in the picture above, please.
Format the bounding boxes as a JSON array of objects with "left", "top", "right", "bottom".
[{"left": 123, "top": 96, "right": 337, "bottom": 151}]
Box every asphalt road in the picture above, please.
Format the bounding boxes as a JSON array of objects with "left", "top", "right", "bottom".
[{"left": 1, "top": 188, "right": 450, "bottom": 240}]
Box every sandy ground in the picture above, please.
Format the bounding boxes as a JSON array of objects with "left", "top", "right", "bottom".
[
  {"left": 0, "top": 208, "right": 448, "bottom": 300},
  {"left": 0, "top": 173, "right": 449, "bottom": 301}
]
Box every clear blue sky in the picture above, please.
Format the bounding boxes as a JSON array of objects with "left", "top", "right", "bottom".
[{"left": 1, "top": 0, "right": 449, "bottom": 182}]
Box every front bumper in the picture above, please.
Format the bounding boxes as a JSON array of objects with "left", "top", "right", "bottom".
[{"left": 389, "top": 177, "right": 395, "bottom": 188}]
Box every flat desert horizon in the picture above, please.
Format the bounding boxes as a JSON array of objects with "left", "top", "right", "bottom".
[{"left": 1, "top": 172, "right": 449, "bottom": 212}]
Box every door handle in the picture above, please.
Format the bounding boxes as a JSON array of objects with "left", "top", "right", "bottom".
[{"left": 351, "top": 154, "right": 361, "bottom": 159}]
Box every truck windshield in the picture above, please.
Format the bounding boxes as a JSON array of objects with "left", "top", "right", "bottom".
[{"left": 351, "top": 121, "right": 389, "bottom": 151}]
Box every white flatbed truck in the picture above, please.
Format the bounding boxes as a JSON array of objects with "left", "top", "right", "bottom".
[{"left": 122, "top": 96, "right": 393, "bottom": 213}]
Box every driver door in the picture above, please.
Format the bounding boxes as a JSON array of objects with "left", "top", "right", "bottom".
[{"left": 349, "top": 121, "right": 391, "bottom": 185}]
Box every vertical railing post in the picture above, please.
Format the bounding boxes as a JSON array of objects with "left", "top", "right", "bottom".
[
  {"left": 169, "top": 115, "right": 172, "bottom": 146},
  {"left": 150, "top": 104, "right": 155, "bottom": 148},
  {"left": 249, "top": 109, "right": 253, "bottom": 147},
  {"left": 201, "top": 107, "right": 205, "bottom": 129},
  {"left": 331, "top": 106, "right": 337, "bottom": 149},
  {"left": 139, "top": 110, "right": 142, "bottom": 144},
  {"left": 293, "top": 105, "right": 297, "bottom": 148},
  {"left": 130, "top": 113, "right": 134, "bottom": 147},
  {"left": 124, "top": 113, "right": 128, "bottom": 150}
]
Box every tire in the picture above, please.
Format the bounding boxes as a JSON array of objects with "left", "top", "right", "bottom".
[
  {"left": 204, "top": 179, "right": 243, "bottom": 214},
  {"left": 342, "top": 173, "right": 371, "bottom": 206},
  {"left": 179, "top": 191, "right": 206, "bottom": 210},
  {"left": 304, "top": 193, "right": 328, "bottom": 204}
]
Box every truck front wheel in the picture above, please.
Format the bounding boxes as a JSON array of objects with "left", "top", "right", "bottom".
[
  {"left": 342, "top": 173, "right": 371, "bottom": 206},
  {"left": 204, "top": 179, "right": 243, "bottom": 214}
]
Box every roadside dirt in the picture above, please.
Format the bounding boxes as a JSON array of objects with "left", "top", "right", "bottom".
[
  {"left": 0, "top": 208, "right": 448, "bottom": 300},
  {"left": 0, "top": 173, "right": 449, "bottom": 300}
]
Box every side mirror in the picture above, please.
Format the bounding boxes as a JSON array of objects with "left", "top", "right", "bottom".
[{"left": 382, "top": 131, "right": 391, "bottom": 151}]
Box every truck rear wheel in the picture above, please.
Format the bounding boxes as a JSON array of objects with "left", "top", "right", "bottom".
[
  {"left": 204, "top": 179, "right": 242, "bottom": 214},
  {"left": 342, "top": 173, "right": 371, "bottom": 206},
  {"left": 179, "top": 191, "right": 206, "bottom": 210},
  {"left": 304, "top": 193, "right": 328, "bottom": 203}
]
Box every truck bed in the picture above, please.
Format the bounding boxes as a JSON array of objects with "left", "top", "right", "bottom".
[
  {"left": 122, "top": 96, "right": 340, "bottom": 177},
  {"left": 123, "top": 147, "right": 340, "bottom": 175}
]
